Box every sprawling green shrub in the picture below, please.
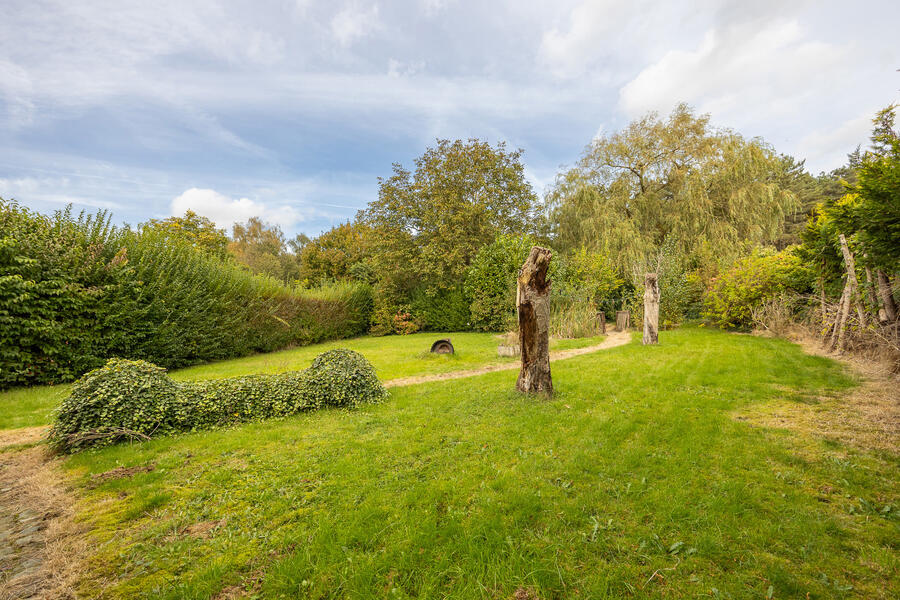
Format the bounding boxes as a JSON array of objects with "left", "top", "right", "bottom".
[
  {"left": 703, "top": 248, "right": 812, "bottom": 329},
  {"left": 48, "top": 359, "right": 180, "bottom": 452},
  {"left": 49, "top": 349, "right": 386, "bottom": 452},
  {"left": 0, "top": 200, "right": 373, "bottom": 389}
]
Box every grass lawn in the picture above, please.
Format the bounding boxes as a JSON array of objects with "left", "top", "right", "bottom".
[
  {"left": 49, "top": 328, "right": 898, "bottom": 599},
  {"left": 0, "top": 332, "right": 605, "bottom": 429}
]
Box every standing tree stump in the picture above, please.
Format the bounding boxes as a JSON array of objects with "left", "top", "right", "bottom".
[
  {"left": 516, "top": 246, "right": 552, "bottom": 395},
  {"left": 615, "top": 311, "right": 630, "bottom": 331},
  {"left": 643, "top": 273, "right": 659, "bottom": 345}
]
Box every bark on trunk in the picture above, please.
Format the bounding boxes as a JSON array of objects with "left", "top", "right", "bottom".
[
  {"left": 516, "top": 246, "right": 553, "bottom": 395},
  {"left": 642, "top": 272, "right": 659, "bottom": 345},
  {"left": 828, "top": 280, "right": 851, "bottom": 353},
  {"left": 615, "top": 311, "right": 630, "bottom": 331},
  {"left": 838, "top": 233, "right": 866, "bottom": 328},
  {"left": 877, "top": 270, "right": 898, "bottom": 322}
]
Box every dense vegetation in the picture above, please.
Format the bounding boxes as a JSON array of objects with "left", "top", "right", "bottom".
[
  {"left": 0, "top": 202, "right": 372, "bottom": 389},
  {"left": 49, "top": 349, "right": 386, "bottom": 452}
]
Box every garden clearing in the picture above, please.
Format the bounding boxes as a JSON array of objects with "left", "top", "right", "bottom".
[{"left": 0, "top": 328, "right": 897, "bottom": 599}]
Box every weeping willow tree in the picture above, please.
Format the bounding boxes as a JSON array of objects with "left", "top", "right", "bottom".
[{"left": 548, "top": 104, "right": 798, "bottom": 279}]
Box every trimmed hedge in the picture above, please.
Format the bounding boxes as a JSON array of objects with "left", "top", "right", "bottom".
[
  {"left": 49, "top": 349, "right": 386, "bottom": 452},
  {"left": 0, "top": 200, "right": 373, "bottom": 389}
]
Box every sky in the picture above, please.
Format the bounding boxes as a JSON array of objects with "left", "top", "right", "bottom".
[{"left": 1, "top": 0, "right": 898, "bottom": 238}]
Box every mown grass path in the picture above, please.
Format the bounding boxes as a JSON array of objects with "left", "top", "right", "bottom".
[{"left": 384, "top": 330, "right": 631, "bottom": 387}]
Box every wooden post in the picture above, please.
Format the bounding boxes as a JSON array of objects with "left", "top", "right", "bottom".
[
  {"left": 828, "top": 279, "right": 851, "bottom": 353},
  {"left": 642, "top": 273, "right": 659, "bottom": 345},
  {"left": 615, "top": 310, "right": 630, "bottom": 331},
  {"left": 516, "top": 246, "right": 553, "bottom": 395},
  {"left": 838, "top": 233, "right": 866, "bottom": 328},
  {"left": 597, "top": 312, "right": 606, "bottom": 334}
]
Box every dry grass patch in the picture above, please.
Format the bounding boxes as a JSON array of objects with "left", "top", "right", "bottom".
[
  {"left": 737, "top": 328, "right": 899, "bottom": 455},
  {"left": 0, "top": 446, "right": 88, "bottom": 600},
  {"left": 0, "top": 427, "right": 47, "bottom": 451}
]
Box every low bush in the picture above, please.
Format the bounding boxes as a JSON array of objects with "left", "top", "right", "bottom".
[
  {"left": 703, "top": 248, "right": 813, "bottom": 330},
  {"left": 49, "top": 349, "right": 386, "bottom": 452}
]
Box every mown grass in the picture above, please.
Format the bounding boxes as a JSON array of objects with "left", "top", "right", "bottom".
[
  {"left": 57, "top": 328, "right": 898, "bottom": 599},
  {"left": 0, "top": 333, "right": 604, "bottom": 429}
]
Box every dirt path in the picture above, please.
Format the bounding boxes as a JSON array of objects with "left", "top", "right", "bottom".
[
  {"left": 385, "top": 330, "right": 632, "bottom": 388},
  {"left": 0, "top": 442, "right": 86, "bottom": 600}
]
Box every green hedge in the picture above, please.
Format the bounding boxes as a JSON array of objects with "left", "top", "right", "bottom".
[
  {"left": 0, "top": 200, "right": 373, "bottom": 389},
  {"left": 49, "top": 349, "right": 386, "bottom": 452}
]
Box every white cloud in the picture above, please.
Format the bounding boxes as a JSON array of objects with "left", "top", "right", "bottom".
[
  {"left": 171, "top": 188, "right": 308, "bottom": 230},
  {"left": 330, "top": 3, "right": 381, "bottom": 47},
  {"left": 619, "top": 20, "right": 843, "bottom": 119}
]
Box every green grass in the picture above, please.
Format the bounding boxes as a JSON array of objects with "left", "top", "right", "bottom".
[
  {"left": 0, "top": 383, "right": 70, "bottom": 429},
  {"left": 54, "top": 328, "right": 898, "bottom": 599},
  {"left": 0, "top": 332, "right": 603, "bottom": 429}
]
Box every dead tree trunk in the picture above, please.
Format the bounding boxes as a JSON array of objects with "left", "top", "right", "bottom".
[
  {"left": 828, "top": 280, "right": 851, "bottom": 353},
  {"left": 642, "top": 273, "right": 659, "bottom": 345},
  {"left": 877, "top": 270, "right": 898, "bottom": 322},
  {"left": 516, "top": 246, "right": 552, "bottom": 395},
  {"left": 615, "top": 311, "right": 630, "bottom": 331},
  {"left": 838, "top": 233, "right": 866, "bottom": 328}
]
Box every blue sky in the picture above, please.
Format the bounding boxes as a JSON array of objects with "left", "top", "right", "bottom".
[{"left": 1, "top": 0, "right": 898, "bottom": 238}]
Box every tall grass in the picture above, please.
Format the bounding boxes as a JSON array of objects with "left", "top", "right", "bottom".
[{"left": 550, "top": 292, "right": 605, "bottom": 338}]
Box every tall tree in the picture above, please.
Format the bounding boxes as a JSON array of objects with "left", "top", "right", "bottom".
[
  {"left": 143, "top": 210, "right": 229, "bottom": 259},
  {"left": 361, "top": 138, "right": 538, "bottom": 329},
  {"left": 851, "top": 105, "right": 900, "bottom": 274},
  {"left": 229, "top": 217, "right": 299, "bottom": 283},
  {"left": 548, "top": 104, "right": 797, "bottom": 278},
  {"left": 298, "top": 222, "right": 374, "bottom": 286}
]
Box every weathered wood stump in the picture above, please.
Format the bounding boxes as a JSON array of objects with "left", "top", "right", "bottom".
[
  {"left": 615, "top": 310, "right": 630, "bottom": 332},
  {"left": 642, "top": 273, "right": 659, "bottom": 345},
  {"left": 516, "top": 246, "right": 552, "bottom": 395},
  {"left": 597, "top": 311, "right": 606, "bottom": 334}
]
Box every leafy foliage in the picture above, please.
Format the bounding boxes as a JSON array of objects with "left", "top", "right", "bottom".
[
  {"left": 850, "top": 105, "right": 900, "bottom": 273},
  {"left": 0, "top": 200, "right": 373, "bottom": 389},
  {"left": 464, "top": 234, "right": 539, "bottom": 331},
  {"left": 229, "top": 216, "right": 301, "bottom": 283},
  {"left": 549, "top": 104, "right": 797, "bottom": 279},
  {"left": 703, "top": 249, "right": 812, "bottom": 329},
  {"left": 298, "top": 222, "right": 375, "bottom": 287},
  {"left": 362, "top": 139, "right": 538, "bottom": 331},
  {"left": 142, "top": 210, "right": 230, "bottom": 259},
  {"left": 49, "top": 350, "right": 386, "bottom": 452}
]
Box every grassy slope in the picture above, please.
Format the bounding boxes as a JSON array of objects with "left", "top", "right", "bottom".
[
  {"left": 61, "top": 328, "right": 898, "bottom": 599},
  {"left": 0, "top": 332, "right": 604, "bottom": 429}
]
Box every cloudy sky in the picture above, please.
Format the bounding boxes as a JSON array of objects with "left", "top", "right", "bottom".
[{"left": 1, "top": 0, "right": 898, "bottom": 237}]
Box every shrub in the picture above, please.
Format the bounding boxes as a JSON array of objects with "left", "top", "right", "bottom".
[
  {"left": 410, "top": 286, "right": 470, "bottom": 331},
  {"left": 703, "top": 248, "right": 812, "bottom": 329},
  {"left": 0, "top": 200, "right": 373, "bottom": 389},
  {"left": 301, "top": 349, "right": 387, "bottom": 408},
  {"left": 464, "top": 234, "right": 540, "bottom": 331},
  {"left": 48, "top": 359, "right": 180, "bottom": 452},
  {"left": 49, "top": 350, "right": 386, "bottom": 452}
]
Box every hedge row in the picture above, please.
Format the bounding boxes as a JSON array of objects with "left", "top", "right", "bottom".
[
  {"left": 0, "top": 200, "right": 373, "bottom": 389},
  {"left": 49, "top": 349, "right": 387, "bottom": 452}
]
